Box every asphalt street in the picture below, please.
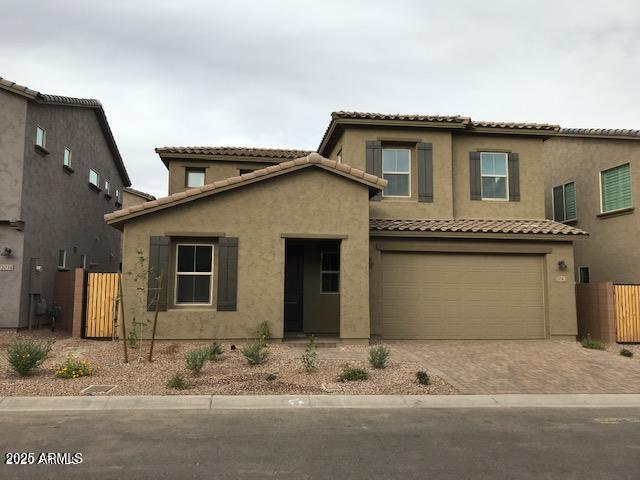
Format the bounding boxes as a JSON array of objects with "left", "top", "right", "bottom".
[{"left": 1, "top": 407, "right": 640, "bottom": 479}]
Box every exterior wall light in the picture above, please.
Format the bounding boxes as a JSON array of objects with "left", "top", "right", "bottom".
[
  {"left": 558, "top": 260, "right": 568, "bottom": 271},
  {"left": 1, "top": 247, "right": 12, "bottom": 257}
]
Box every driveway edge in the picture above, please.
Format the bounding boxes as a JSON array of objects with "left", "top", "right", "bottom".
[{"left": 0, "top": 394, "right": 639, "bottom": 411}]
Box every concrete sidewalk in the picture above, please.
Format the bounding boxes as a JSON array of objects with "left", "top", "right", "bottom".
[{"left": 1, "top": 394, "right": 640, "bottom": 411}]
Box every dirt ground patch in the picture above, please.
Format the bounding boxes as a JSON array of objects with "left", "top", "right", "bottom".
[{"left": 0, "top": 331, "right": 456, "bottom": 396}]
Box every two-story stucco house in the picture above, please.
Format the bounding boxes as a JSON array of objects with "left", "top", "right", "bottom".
[
  {"left": 543, "top": 129, "right": 640, "bottom": 284},
  {"left": 106, "top": 112, "right": 587, "bottom": 342},
  {"left": 0, "top": 77, "right": 131, "bottom": 330}
]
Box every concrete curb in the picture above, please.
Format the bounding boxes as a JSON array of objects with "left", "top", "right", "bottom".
[{"left": 0, "top": 394, "right": 640, "bottom": 411}]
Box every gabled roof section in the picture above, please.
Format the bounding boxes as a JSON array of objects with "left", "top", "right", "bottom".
[
  {"left": 559, "top": 127, "right": 640, "bottom": 141},
  {"left": 105, "top": 153, "right": 386, "bottom": 227},
  {"left": 370, "top": 218, "right": 587, "bottom": 236},
  {"left": 0, "top": 76, "right": 131, "bottom": 186},
  {"left": 155, "top": 146, "right": 315, "bottom": 168}
]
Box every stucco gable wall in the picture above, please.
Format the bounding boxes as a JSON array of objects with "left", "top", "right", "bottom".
[{"left": 121, "top": 168, "right": 371, "bottom": 340}]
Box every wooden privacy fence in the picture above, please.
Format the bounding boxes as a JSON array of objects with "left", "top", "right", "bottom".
[
  {"left": 614, "top": 284, "right": 640, "bottom": 342},
  {"left": 85, "top": 272, "right": 121, "bottom": 339}
]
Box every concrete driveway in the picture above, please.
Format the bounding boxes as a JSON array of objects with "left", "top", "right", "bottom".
[{"left": 384, "top": 340, "right": 640, "bottom": 394}]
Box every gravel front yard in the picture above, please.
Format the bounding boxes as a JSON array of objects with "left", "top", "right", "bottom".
[{"left": 0, "top": 331, "right": 456, "bottom": 396}]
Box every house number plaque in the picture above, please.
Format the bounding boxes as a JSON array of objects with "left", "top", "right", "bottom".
[{"left": 0, "top": 264, "right": 15, "bottom": 271}]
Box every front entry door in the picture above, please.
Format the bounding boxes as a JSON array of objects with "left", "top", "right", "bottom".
[{"left": 284, "top": 245, "right": 304, "bottom": 332}]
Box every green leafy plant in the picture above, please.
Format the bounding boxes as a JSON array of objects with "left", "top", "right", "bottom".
[
  {"left": 55, "top": 356, "right": 93, "bottom": 379},
  {"left": 338, "top": 364, "right": 368, "bottom": 382},
  {"left": 368, "top": 344, "right": 391, "bottom": 369},
  {"left": 416, "top": 371, "right": 430, "bottom": 385},
  {"left": 166, "top": 373, "right": 192, "bottom": 390},
  {"left": 126, "top": 329, "right": 139, "bottom": 349},
  {"left": 620, "top": 348, "right": 634, "bottom": 358},
  {"left": 185, "top": 348, "right": 209, "bottom": 374},
  {"left": 581, "top": 334, "right": 605, "bottom": 350},
  {"left": 265, "top": 373, "right": 277, "bottom": 382},
  {"left": 6, "top": 339, "right": 53, "bottom": 376},
  {"left": 256, "top": 321, "right": 271, "bottom": 344},
  {"left": 301, "top": 335, "right": 318, "bottom": 372},
  {"left": 241, "top": 342, "right": 269, "bottom": 365},
  {"left": 205, "top": 341, "right": 223, "bottom": 361}
]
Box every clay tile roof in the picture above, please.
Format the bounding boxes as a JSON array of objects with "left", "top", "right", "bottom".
[
  {"left": 105, "top": 154, "right": 386, "bottom": 224},
  {"left": 0, "top": 76, "right": 130, "bottom": 186},
  {"left": 559, "top": 127, "right": 640, "bottom": 139},
  {"left": 369, "top": 218, "right": 588, "bottom": 236},
  {"left": 331, "top": 111, "right": 471, "bottom": 124},
  {"left": 472, "top": 120, "right": 560, "bottom": 131},
  {"left": 155, "top": 146, "right": 315, "bottom": 159},
  {"left": 123, "top": 187, "right": 156, "bottom": 201}
]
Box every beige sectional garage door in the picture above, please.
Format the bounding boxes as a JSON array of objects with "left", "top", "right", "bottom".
[{"left": 381, "top": 252, "right": 545, "bottom": 339}]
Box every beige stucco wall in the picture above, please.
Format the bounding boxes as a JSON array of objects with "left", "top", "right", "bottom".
[
  {"left": 544, "top": 137, "right": 640, "bottom": 283},
  {"left": 120, "top": 168, "right": 371, "bottom": 340},
  {"left": 369, "top": 237, "right": 578, "bottom": 339},
  {"left": 168, "top": 160, "right": 276, "bottom": 195}
]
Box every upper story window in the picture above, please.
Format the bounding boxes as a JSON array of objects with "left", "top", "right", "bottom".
[
  {"left": 36, "top": 126, "right": 46, "bottom": 149},
  {"left": 336, "top": 149, "right": 342, "bottom": 164},
  {"left": 480, "top": 152, "right": 508, "bottom": 200},
  {"left": 600, "top": 163, "right": 631, "bottom": 213},
  {"left": 57, "top": 249, "right": 66, "bottom": 270},
  {"left": 320, "top": 251, "right": 340, "bottom": 293},
  {"left": 175, "top": 244, "right": 214, "bottom": 305},
  {"left": 382, "top": 148, "right": 411, "bottom": 197},
  {"left": 89, "top": 169, "right": 100, "bottom": 189},
  {"left": 186, "top": 168, "right": 206, "bottom": 188},
  {"left": 63, "top": 148, "right": 72, "bottom": 167},
  {"left": 552, "top": 181, "right": 577, "bottom": 222},
  {"left": 115, "top": 188, "right": 122, "bottom": 205},
  {"left": 104, "top": 180, "right": 112, "bottom": 196}
]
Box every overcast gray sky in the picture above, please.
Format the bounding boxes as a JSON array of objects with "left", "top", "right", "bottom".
[{"left": 2, "top": 0, "right": 639, "bottom": 198}]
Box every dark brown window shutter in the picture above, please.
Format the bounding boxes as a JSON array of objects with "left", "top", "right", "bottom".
[
  {"left": 417, "top": 143, "right": 433, "bottom": 202},
  {"left": 366, "top": 140, "right": 382, "bottom": 201},
  {"left": 147, "top": 236, "right": 170, "bottom": 311},
  {"left": 508, "top": 152, "right": 520, "bottom": 201},
  {"left": 469, "top": 152, "right": 481, "bottom": 200},
  {"left": 217, "top": 237, "right": 238, "bottom": 311}
]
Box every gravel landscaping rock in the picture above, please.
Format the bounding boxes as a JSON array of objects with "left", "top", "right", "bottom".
[{"left": 0, "top": 331, "right": 456, "bottom": 396}]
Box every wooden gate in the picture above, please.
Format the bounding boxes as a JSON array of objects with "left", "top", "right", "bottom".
[
  {"left": 614, "top": 284, "right": 640, "bottom": 342},
  {"left": 85, "top": 272, "right": 120, "bottom": 338}
]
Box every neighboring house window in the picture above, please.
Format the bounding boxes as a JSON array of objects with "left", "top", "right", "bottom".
[
  {"left": 320, "top": 251, "right": 340, "bottom": 293},
  {"left": 63, "top": 148, "right": 72, "bottom": 167},
  {"left": 382, "top": 148, "right": 411, "bottom": 197},
  {"left": 36, "top": 126, "right": 46, "bottom": 149},
  {"left": 336, "top": 149, "right": 342, "bottom": 164},
  {"left": 578, "top": 266, "right": 590, "bottom": 284},
  {"left": 57, "top": 249, "right": 66, "bottom": 270},
  {"left": 186, "top": 168, "right": 206, "bottom": 188},
  {"left": 115, "top": 189, "right": 121, "bottom": 204},
  {"left": 175, "top": 244, "right": 214, "bottom": 305},
  {"left": 480, "top": 152, "right": 508, "bottom": 200},
  {"left": 80, "top": 254, "right": 87, "bottom": 269},
  {"left": 239, "top": 168, "right": 255, "bottom": 175},
  {"left": 105, "top": 180, "right": 111, "bottom": 196},
  {"left": 89, "top": 169, "right": 100, "bottom": 188},
  {"left": 552, "top": 182, "right": 577, "bottom": 222},
  {"left": 600, "top": 163, "right": 632, "bottom": 213}
]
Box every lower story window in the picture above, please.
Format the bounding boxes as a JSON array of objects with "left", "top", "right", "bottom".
[
  {"left": 175, "top": 244, "right": 214, "bottom": 304},
  {"left": 57, "top": 249, "right": 66, "bottom": 269},
  {"left": 320, "top": 251, "right": 340, "bottom": 293},
  {"left": 578, "top": 266, "right": 590, "bottom": 284}
]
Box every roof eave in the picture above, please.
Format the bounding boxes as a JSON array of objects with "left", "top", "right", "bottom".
[{"left": 369, "top": 230, "right": 587, "bottom": 241}]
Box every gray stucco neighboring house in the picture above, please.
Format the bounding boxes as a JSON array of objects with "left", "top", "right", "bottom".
[{"left": 0, "top": 76, "right": 131, "bottom": 329}]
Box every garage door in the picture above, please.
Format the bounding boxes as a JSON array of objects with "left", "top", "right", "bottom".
[{"left": 381, "top": 252, "right": 545, "bottom": 339}]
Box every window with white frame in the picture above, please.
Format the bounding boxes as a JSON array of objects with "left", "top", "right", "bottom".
[
  {"left": 175, "top": 244, "right": 214, "bottom": 304},
  {"left": 115, "top": 188, "right": 121, "bottom": 204},
  {"left": 63, "top": 148, "right": 72, "bottom": 167},
  {"left": 57, "top": 249, "right": 66, "bottom": 269},
  {"left": 480, "top": 152, "right": 509, "bottom": 200},
  {"left": 382, "top": 148, "right": 411, "bottom": 197},
  {"left": 89, "top": 169, "right": 100, "bottom": 188},
  {"left": 320, "top": 251, "right": 340, "bottom": 293},
  {"left": 36, "top": 126, "right": 46, "bottom": 149},
  {"left": 80, "top": 254, "right": 87, "bottom": 269},
  {"left": 552, "top": 181, "right": 577, "bottom": 222},
  {"left": 186, "top": 168, "right": 206, "bottom": 188},
  {"left": 600, "top": 163, "right": 632, "bottom": 213},
  {"left": 104, "top": 180, "right": 111, "bottom": 196}
]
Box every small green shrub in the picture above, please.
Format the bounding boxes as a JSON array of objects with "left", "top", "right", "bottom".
[
  {"left": 265, "top": 373, "right": 277, "bottom": 382},
  {"left": 7, "top": 339, "right": 53, "bottom": 376},
  {"left": 55, "top": 356, "right": 93, "bottom": 379},
  {"left": 256, "top": 321, "right": 271, "bottom": 343},
  {"left": 581, "top": 334, "right": 605, "bottom": 350},
  {"left": 301, "top": 335, "right": 318, "bottom": 372},
  {"left": 126, "top": 330, "right": 138, "bottom": 349},
  {"left": 620, "top": 348, "right": 634, "bottom": 358},
  {"left": 242, "top": 342, "right": 269, "bottom": 365},
  {"left": 185, "top": 348, "right": 209, "bottom": 374},
  {"left": 338, "top": 364, "right": 368, "bottom": 382},
  {"left": 368, "top": 344, "right": 391, "bottom": 369},
  {"left": 416, "top": 371, "right": 430, "bottom": 385},
  {"left": 205, "top": 341, "right": 223, "bottom": 361},
  {"left": 166, "top": 373, "right": 192, "bottom": 390}
]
